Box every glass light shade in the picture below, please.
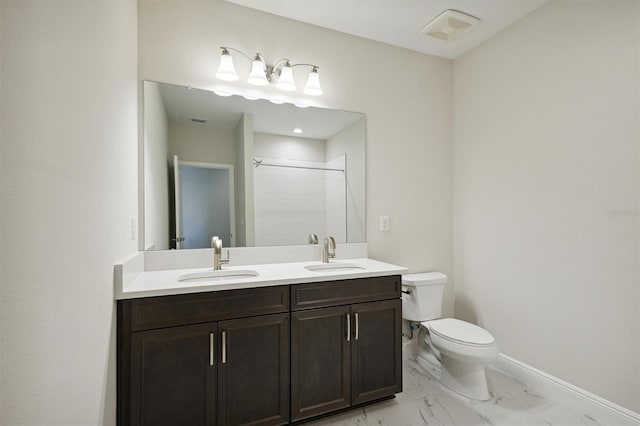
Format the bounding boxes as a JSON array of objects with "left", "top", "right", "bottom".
[
  {"left": 276, "top": 63, "right": 296, "bottom": 91},
  {"left": 303, "top": 68, "right": 323, "bottom": 96},
  {"left": 215, "top": 51, "right": 239, "bottom": 81},
  {"left": 247, "top": 56, "right": 269, "bottom": 86}
]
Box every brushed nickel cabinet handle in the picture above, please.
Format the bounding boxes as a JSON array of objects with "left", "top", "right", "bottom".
[
  {"left": 222, "top": 331, "right": 227, "bottom": 364},
  {"left": 355, "top": 313, "right": 359, "bottom": 340},
  {"left": 346, "top": 314, "right": 351, "bottom": 342},
  {"left": 209, "top": 333, "right": 214, "bottom": 366}
]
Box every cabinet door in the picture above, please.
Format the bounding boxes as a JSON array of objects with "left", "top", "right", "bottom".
[
  {"left": 218, "top": 313, "right": 289, "bottom": 426},
  {"left": 291, "top": 306, "right": 352, "bottom": 421},
  {"left": 130, "top": 323, "right": 217, "bottom": 426},
  {"left": 351, "top": 299, "right": 402, "bottom": 405}
]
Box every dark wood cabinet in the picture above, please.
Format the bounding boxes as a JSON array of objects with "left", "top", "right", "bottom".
[
  {"left": 291, "top": 306, "right": 352, "bottom": 421},
  {"left": 119, "top": 287, "right": 290, "bottom": 426},
  {"left": 290, "top": 276, "right": 402, "bottom": 421},
  {"left": 218, "top": 314, "right": 289, "bottom": 426},
  {"left": 130, "top": 323, "right": 217, "bottom": 426},
  {"left": 118, "top": 275, "right": 401, "bottom": 426},
  {"left": 351, "top": 299, "right": 402, "bottom": 405}
]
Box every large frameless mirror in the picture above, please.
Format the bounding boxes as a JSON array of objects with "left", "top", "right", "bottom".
[{"left": 143, "top": 81, "right": 366, "bottom": 250}]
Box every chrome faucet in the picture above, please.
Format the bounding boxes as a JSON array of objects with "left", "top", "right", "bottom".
[
  {"left": 322, "top": 236, "right": 336, "bottom": 263},
  {"left": 211, "top": 236, "right": 230, "bottom": 270}
]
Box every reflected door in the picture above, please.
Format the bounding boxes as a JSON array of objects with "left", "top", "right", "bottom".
[{"left": 173, "top": 156, "right": 236, "bottom": 249}]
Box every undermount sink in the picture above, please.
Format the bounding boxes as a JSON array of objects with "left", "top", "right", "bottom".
[
  {"left": 305, "top": 263, "right": 366, "bottom": 272},
  {"left": 178, "top": 269, "right": 259, "bottom": 283}
]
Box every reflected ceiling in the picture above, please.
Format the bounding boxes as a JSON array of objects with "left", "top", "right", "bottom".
[{"left": 159, "top": 83, "right": 362, "bottom": 140}]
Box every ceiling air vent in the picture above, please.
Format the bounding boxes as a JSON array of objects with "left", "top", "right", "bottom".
[{"left": 421, "top": 10, "right": 480, "bottom": 42}]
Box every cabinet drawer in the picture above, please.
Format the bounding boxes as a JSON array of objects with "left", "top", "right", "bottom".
[
  {"left": 127, "top": 286, "right": 289, "bottom": 331},
  {"left": 291, "top": 275, "right": 400, "bottom": 311}
]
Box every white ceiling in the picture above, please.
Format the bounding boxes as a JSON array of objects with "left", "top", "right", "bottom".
[
  {"left": 157, "top": 82, "right": 364, "bottom": 140},
  {"left": 224, "top": 0, "right": 549, "bottom": 59}
]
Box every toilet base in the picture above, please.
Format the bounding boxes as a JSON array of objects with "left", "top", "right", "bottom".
[
  {"left": 439, "top": 354, "right": 491, "bottom": 401},
  {"left": 412, "top": 331, "right": 491, "bottom": 401}
]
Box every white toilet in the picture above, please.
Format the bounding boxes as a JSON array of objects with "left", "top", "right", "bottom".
[{"left": 402, "top": 272, "right": 498, "bottom": 401}]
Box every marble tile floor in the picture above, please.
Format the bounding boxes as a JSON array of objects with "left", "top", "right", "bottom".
[{"left": 305, "top": 356, "right": 631, "bottom": 426}]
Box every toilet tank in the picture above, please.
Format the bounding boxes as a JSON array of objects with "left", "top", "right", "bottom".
[{"left": 401, "top": 272, "right": 447, "bottom": 322}]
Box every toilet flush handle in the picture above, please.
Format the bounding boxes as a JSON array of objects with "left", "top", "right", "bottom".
[{"left": 401, "top": 289, "right": 411, "bottom": 295}]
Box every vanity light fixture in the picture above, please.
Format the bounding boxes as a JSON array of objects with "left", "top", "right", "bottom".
[{"left": 215, "top": 46, "right": 323, "bottom": 96}]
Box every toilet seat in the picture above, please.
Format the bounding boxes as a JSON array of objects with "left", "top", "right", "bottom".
[
  {"left": 423, "top": 318, "right": 495, "bottom": 346},
  {"left": 421, "top": 318, "right": 498, "bottom": 366}
]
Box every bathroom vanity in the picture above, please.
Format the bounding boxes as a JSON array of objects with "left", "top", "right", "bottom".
[{"left": 116, "top": 258, "right": 405, "bottom": 426}]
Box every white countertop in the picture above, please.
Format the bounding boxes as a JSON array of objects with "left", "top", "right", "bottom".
[{"left": 115, "top": 258, "right": 407, "bottom": 300}]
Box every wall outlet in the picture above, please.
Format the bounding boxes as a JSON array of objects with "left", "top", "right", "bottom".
[
  {"left": 131, "top": 218, "right": 137, "bottom": 240},
  {"left": 380, "top": 215, "right": 390, "bottom": 232}
]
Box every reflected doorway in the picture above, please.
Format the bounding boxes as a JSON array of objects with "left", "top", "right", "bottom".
[{"left": 173, "top": 155, "right": 236, "bottom": 249}]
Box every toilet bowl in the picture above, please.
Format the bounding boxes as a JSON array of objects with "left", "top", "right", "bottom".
[{"left": 402, "top": 273, "right": 498, "bottom": 401}]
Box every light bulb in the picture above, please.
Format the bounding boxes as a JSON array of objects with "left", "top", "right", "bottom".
[
  {"left": 247, "top": 54, "right": 269, "bottom": 86},
  {"left": 215, "top": 49, "right": 239, "bottom": 81},
  {"left": 303, "top": 67, "right": 323, "bottom": 96},
  {"left": 276, "top": 62, "right": 296, "bottom": 91}
]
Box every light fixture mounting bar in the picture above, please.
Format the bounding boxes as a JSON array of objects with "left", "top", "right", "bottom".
[{"left": 220, "top": 46, "right": 253, "bottom": 62}]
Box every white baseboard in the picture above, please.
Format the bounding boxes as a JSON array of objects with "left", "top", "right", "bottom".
[{"left": 492, "top": 353, "right": 640, "bottom": 426}]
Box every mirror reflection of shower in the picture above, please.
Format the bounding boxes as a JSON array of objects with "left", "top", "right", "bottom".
[{"left": 253, "top": 155, "right": 346, "bottom": 246}]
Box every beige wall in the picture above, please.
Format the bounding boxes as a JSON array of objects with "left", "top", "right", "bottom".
[
  {"left": 453, "top": 0, "right": 640, "bottom": 411},
  {"left": 138, "top": 0, "right": 454, "bottom": 312},
  {"left": 169, "top": 122, "right": 237, "bottom": 165},
  {"left": 235, "top": 114, "right": 255, "bottom": 246},
  {"left": 327, "top": 118, "right": 367, "bottom": 243},
  {"left": 144, "top": 81, "right": 170, "bottom": 250},
  {"left": 0, "top": 0, "right": 139, "bottom": 424},
  {"left": 254, "top": 132, "right": 326, "bottom": 161}
]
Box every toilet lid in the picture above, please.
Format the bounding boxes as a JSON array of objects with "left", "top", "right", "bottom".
[{"left": 426, "top": 318, "right": 495, "bottom": 346}]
